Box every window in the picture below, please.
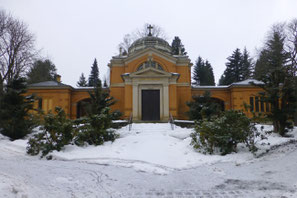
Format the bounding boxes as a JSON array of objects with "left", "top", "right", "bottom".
[
  {"left": 266, "top": 102, "right": 269, "bottom": 112},
  {"left": 250, "top": 97, "right": 254, "bottom": 112},
  {"left": 38, "top": 98, "right": 42, "bottom": 109},
  {"left": 260, "top": 97, "right": 264, "bottom": 112},
  {"left": 137, "top": 61, "right": 164, "bottom": 71},
  {"left": 255, "top": 97, "right": 259, "bottom": 112},
  {"left": 250, "top": 96, "right": 270, "bottom": 113}
]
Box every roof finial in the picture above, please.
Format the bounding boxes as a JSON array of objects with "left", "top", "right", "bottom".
[{"left": 147, "top": 24, "right": 153, "bottom": 36}]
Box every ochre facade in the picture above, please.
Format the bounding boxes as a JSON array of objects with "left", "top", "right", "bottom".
[{"left": 26, "top": 35, "right": 266, "bottom": 121}]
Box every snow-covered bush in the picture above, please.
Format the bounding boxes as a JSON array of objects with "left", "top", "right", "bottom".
[
  {"left": 27, "top": 107, "right": 75, "bottom": 158},
  {"left": 74, "top": 107, "right": 118, "bottom": 146},
  {"left": 27, "top": 107, "right": 118, "bottom": 158},
  {"left": 191, "top": 110, "right": 258, "bottom": 155}
]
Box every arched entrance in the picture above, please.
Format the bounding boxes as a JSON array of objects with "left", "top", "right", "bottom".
[
  {"left": 211, "top": 97, "right": 225, "bottom": 111},
  {"left": 76, "top": 98, "right": 91, "bottom": 118}
]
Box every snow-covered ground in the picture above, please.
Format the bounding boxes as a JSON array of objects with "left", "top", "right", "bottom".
[{"left": 1, "top": 123, "right": 297, "bottom": 197}]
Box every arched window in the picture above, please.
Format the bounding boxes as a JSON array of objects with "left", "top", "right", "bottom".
[{"left": 137, "top": 61, "right": 164, "bottom": 71}]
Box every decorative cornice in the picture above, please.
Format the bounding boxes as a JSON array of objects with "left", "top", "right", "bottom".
[{"left": 125, "top": 47, "right": 177, "bottom": 64}]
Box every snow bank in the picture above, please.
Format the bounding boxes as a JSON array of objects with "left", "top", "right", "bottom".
[
  {"left": 1, "top": 123, "right": 296, "bottom": 175},
  {"left": 50, "top": 123, "right": 297, "bottom": 174}
]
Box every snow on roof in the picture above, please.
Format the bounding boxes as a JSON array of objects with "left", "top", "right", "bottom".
[
  {"left": 231, "top": 79, "right": 264, "bottom": 86},
  {"left": 192, "top": 79, "right": 263, "bottom": 89},
  {"left": 191, "top": 85, "right": 228, "bottom": 89},
  {"left": 28, "top": 81, "right": 71, "bottom": 87}
]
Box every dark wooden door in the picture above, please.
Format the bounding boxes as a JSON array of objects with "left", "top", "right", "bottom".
[{"left": 141, "top": 90, "right": 160, "bottom": 121}]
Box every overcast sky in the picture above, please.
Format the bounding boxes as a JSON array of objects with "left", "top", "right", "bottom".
[{"left": 1, "top": 0, "right": 297, "bottom": 86}]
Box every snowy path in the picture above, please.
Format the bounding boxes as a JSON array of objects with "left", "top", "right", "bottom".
[{"left": 0, "top": 123, "right": 297, "bottom": 197}]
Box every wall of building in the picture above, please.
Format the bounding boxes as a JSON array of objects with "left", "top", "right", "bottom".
[{"left": 27, "top": 88, "right": 72, "bottom": 117}]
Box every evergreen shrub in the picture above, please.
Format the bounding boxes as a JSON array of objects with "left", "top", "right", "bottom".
[
  {"left": 0, "top": 78, "right": 37, "bottom": 140},
  {"left": 27, "top": 107, "right": 75, "bottom": 158},
  {"left": 191, "top": 110, "right": 258, "bottom": 155},
  {"left": 74, "top": 107, "right": 118, "bottom": 146}
]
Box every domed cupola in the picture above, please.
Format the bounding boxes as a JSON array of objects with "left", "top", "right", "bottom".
[{"left": 128, "top": 25, "right": 172, "bottom": 54}]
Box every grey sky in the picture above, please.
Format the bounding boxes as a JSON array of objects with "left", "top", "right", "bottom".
[{"left": 1, "top": 0, "right": 297, "bottom": 86}]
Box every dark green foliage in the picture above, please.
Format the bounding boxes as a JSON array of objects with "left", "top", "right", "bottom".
[
  {"left": 0, "top": 78, "right": 36, "bottom": 140},
  {"left": 111, "top": 110, "right": 123, "bottom": 120},
  {"left": 103, "top": 78, "right": 108, "bottom": 88},
  {"left": 191, "top": 110, "right": 258, "bottom": 155},
  {"left": 254, "top": 50, "right": 270, "bottom": 80},
  {"left": 219, "top": 48, "right": 253, "bottom": 85},
  {"left": 187, "top": 91, "right": 221, "bottom": 121},
  {"left": 77, "top": 73, "right": 88, "bottom": 87},
  {"left": 241, "top": 48, "right": 253, "bottom": 79},
  {"left": 171, "top": 36, "right": 187, "bottom": 55},
  {"left": 192, "top": 57, "right": 215, "bottom": 86},
  {"left": 74, "top": 83, "right": 120, "bottom": 146},
  {"left": 219, "top": 48, "right": 242, "bottom": 85},
  {"left": 27, "top": 82, "right": 122, "bottom": 158},
  {"left": 253, "top": 26, "right": 296, "bottom": 136},
  {"left": 193, "top": 57, "right": 204, "bottom": 86},
  {"left": 85, "top": 82, "right": 115, "bottom": 115},
  {"left": 27, "top": 59, "right": 57, "bottom": 84},
  {"left": 204, "top": 60, "right": 215, "bottom": 86},
  {"left": 88, "top": 58, "right": 101, "bottom": 87},
  {"left": 27, "top": 107, "right": 75, "bottom": 158},
  {"left": 74, "top": 108, "right": 118, "bottom": 146}
]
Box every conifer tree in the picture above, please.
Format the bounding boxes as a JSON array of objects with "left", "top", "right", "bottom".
[
  {"left": 204, "top": 60, "right": 215, "bottom": 86},
  {"left": 193, "top": 56, "right": 204, "bottom": 86},
  {"left": 219, "top": 48, "right": 254, "bottom": 85},
  {"left": 192, "top": 56, "right": 215, "bottom": 86},
  {"left": 103, "top": 78, "right": 108, "bottom": 88},
  {"left": 241, "top": 47, "right": 253, "bottom": 79},
  {"left": 27, "top": 59, "right": 57, "bottom": 84},
  {"left": 0, "top": 77, "right": 36, "bottom": 140},
  {"left": 171, "top": 36, "right": 187, "bottom": 55},
  {"left": 77, "top": 73, "right": 88, "bottom": 87},
  {"left": 88, "top": 58, "right": 100, "bottom": 87},
  {"left": 254, "top": 25, "right": 296, "bottom": 136},
  {"left": 254, "top": 49, "right": 270, "bottom": 80},
  {"left": 219, "top": 48, "right": 243, "bottom": 85}
]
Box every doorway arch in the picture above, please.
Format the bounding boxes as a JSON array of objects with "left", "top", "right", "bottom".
[{"left": 76, "top": 98, "right": 91, "bottom": 118}]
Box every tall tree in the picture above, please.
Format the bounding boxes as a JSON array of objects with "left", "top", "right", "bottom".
[
  {"left": 254, "top": 49, "right": 270, "bottom": 80},
  {"left": 192, "top": 56, "right": 204, "bottom": 86},
  {"left": 171, "top": 36, "right": 187, "bottom": 55},
  {"left": 27, "top": 59, "right": 57, "bottom": 84},
  {"left": 286, "top": 19, "right": 297, "bottom": 125},
  {"left": 77, "top": 73, "right": 88, "bottom": 87},
  {"left": 204, "top": 60, "right": 215, "bottom": 86},
  {"left": 219, "top": 48, "right": 243, "bottom": 85},
  {"left": 241, "top": 47, "right": 253, "bottom": 79},
  {"left": 0, "top": 77, "right": 36, "bottom": 140},
  {"left": 103, "top": 77, "right": 108, "bottom": 88},
  {"left": 254, "top": 25, "right": 296, "bottom": 136},
  {"left": 286, "top": 19, "right": 297, "bottom": 76},
  {"left": 193, "top": 57, "right": 215, "bottom": 86},
  {"left": 88, "top": 58, "right": 100, "bottom": 87},
  {"left": 0, "top": 10, "right": 36, "bottom": 95}
]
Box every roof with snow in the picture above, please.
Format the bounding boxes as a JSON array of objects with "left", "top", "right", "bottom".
[
  {"left": 192, "top": 79, "right": 263, "bottom": 89},
  {"left": 231, "top": 79, "right": 264, "bottom": 86},
  {"left": 28, "top": 81, "right": 72, "bottom": 88}
]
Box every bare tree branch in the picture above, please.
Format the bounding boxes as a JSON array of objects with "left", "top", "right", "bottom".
[
  {"left": 286, "top": 19, "right": 297, "bottom": 76},
  {"left": 0, "top": 9, "right": 37, "bottom": 93}
]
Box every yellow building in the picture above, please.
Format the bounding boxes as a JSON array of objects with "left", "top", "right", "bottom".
[{"left": 27, "top": 33, "right": 267, "bottom": 121}]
